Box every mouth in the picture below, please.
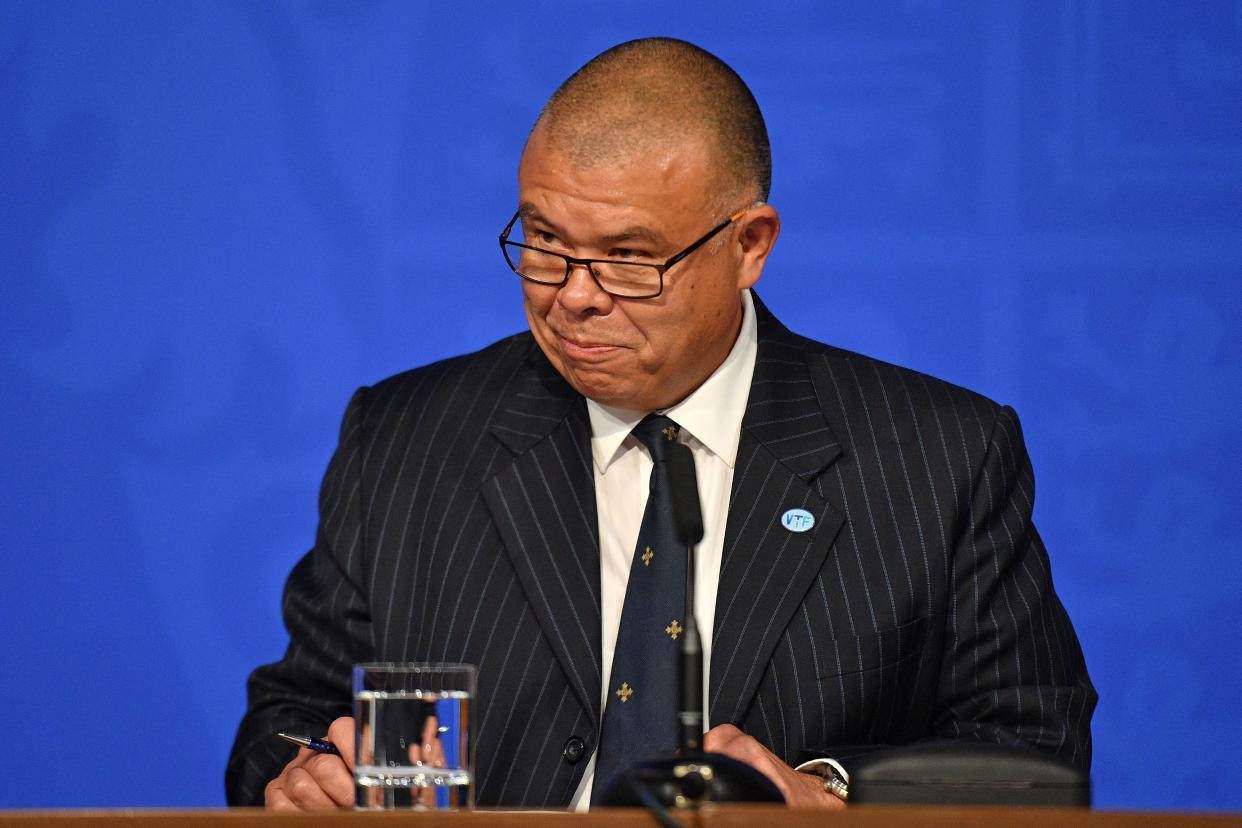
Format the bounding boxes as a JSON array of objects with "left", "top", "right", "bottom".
[{"left": 557, "top": 334, "right": 622, "bottom": 361}]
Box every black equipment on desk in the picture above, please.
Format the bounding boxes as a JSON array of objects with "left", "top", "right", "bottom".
[{"left": 848, "top": 739, "right": 1091, "bottom": 806}]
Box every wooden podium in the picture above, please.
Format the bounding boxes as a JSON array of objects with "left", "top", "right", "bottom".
[{"left": 3, "top": 807, "right": 1241, "bottom": 827}]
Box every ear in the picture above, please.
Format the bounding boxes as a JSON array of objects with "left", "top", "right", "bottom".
[{"left": 733, "top": 204, "right": 781, "bottom": 290}]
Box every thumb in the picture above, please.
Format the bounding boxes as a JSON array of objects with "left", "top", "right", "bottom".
[{"left": 327, "top": 716, "right": 356, "bottom": 770}]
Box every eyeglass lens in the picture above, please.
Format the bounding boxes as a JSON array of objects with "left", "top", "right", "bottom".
[{"left": 502, "top": 220, "right": 661, "bottom": 298}]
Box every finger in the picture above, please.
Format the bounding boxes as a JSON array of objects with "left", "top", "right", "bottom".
[
  {"left": 281, "top": 764, "right": 344, "bottom": 810},
  {"left": 702, "top": 723, "right": 744, "bottom": 754},
  {"left": 705, "top": 724, "right": 777, "bottom": 767},
  {"left": 702, "top": 727, "right": 791, "bottom": 799},
  {"left": 359, "top": 721, "right": 373, "bottom": 766},
  {"left": 327, "top": 716, "right": 357, "bottom": 769},
  {"left": 303, "top": 752, "right": 355, "bottom": 808},
  {"left": 404, "top": 736, "right": 429, "bottom": 805},
  {"left": 702, "top": 725, "right": 838, "bottom": 808},
  {"left": 422, "top": 714, "right": 444, "bottom": 807},
  {"left": 263, "top": 779, "right": 296, "bottom": 814},
  {"left": 265, "top": 783, "right": 300, "bottom": 812},
  {"left": 709, "top": 731, "right": 762, "bottom": 768},
  {"left": 421, "top": 714, "right": 440, "bottom": 763},
  {"left": 283, "top": 746, "right": 315, "bottom": 770},
  {"left": 423, "top": 732, "right": 447, "bottom": 807},
  {"left": 264, "top": 747, "right": 318, "bottom": 811}
]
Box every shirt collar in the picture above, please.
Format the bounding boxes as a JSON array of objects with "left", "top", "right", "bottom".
[{"left": 586, "top": 289, "right": 758, "bottom": 473}]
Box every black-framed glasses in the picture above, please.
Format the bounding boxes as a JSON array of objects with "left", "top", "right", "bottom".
[{"left": 498, "top": 208, "right": 747, "bottom": 300}]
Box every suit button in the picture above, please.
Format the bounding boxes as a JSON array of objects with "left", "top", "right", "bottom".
[{"left": 562, "top": 736, "right": 586, "bottom": 764}]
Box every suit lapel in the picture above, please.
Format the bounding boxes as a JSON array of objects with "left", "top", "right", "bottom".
[
  {"left": 710, "top": 299, "right": 847, "bottom": 725},
  {"left": 481, "top": 345, "right": 602, "bottom": 727},
  {"left": 477, "top": 300, "right": 848, "bottom": 731}
]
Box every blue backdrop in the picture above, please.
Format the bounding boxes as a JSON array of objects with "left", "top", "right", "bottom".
[{"left": 2, "top": 0, "right": 1239, "bottom": 811}]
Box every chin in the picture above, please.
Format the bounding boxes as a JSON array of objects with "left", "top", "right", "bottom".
[
  {"left": 571, "top": 381, "right": 630, "bottom": 408},
  {"left": 563, "top": 370, "right": 642, "bottom": 410}
]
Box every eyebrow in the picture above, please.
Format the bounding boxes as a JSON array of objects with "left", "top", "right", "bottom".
[
  {"left": 517, "top": 203, "right": 666, "bottom": 249},
  {"left": 599, "top": 226, "right": 662, "bottom": 246},
  {"left": 518, "top": 204, "right": 562, "bottom": 235}
]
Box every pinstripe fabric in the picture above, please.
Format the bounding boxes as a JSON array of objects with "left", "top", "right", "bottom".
[
  {"left": 712, "top": 303, "right": 1095, "bottom": 770},
  {"left": 226, "top": 294, "right": 1094, "bottom": 807}
]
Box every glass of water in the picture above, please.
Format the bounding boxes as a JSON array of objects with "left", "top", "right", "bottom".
[{"left": 353, "top": 662, "right": 476, "bottom": 810}]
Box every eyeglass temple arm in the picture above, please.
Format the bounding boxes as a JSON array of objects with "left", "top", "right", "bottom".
[{"left": 660, "top": 208, "right": 748, "bottom": 271}]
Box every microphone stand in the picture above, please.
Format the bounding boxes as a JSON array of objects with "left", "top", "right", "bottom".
[
  {"left": 679, "top": 534, "right": 703, "bottom": 756},
  {"left": 596, "top": 443, "right": 783, "bottom": 812}
]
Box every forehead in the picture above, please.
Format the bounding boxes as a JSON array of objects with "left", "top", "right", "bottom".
[{"left": 518, "top": 126, "right": 715, "bottom": 236}]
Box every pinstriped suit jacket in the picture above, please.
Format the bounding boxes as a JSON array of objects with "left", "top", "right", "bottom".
[{"left": 226, "top": 296, "right": 1095, "bottom": 806}]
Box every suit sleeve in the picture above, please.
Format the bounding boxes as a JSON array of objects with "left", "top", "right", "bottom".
[
  {"left": 224, "top": 387, "right": 375, "bottom": 805},
  {"left": 929, "top": 404, "right": 1096, "bottom": 770}
]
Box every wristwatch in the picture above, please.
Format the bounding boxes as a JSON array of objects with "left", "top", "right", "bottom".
[
  {"left": 819, "top": 769, "right": 849, "bottom": 801},
  {"left": 800, "top": 761, "right": 849, "bottom": 802}
]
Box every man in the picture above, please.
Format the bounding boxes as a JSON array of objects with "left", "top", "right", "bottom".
[{"left": 227, "top": 38, "right": 1095, "bottom": 811}]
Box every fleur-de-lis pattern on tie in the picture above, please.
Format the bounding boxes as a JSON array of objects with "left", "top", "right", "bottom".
[
  {"left": 591, "top": 414, "right": 687, "bottom": 801},
  {"left": 665, "top": 619, "right": 683, "bottom": 640}
]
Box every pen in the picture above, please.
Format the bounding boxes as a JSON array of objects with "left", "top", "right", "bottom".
[{"left": 276, "top": 732, "right": 341, "bottom": 756}]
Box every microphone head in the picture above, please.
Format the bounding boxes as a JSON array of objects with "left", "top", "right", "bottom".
[{"left": 665, "top": 442, "right": 704, "bottom": 546}]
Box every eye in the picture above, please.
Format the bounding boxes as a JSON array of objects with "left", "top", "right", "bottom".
[
  {"left": 611, "top": 247, "right": 650, "bottom": 261},
  {"left": 521, "top": 224, "right": 562, "bottom": 248}
]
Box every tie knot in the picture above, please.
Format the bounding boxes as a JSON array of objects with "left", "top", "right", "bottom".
[{"left": 631, "top": 414, "right": 681, "bottom": 463}]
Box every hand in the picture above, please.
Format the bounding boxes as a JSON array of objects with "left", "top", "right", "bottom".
[
  {"left": 404, "top": 714, "right": 446, "bottom": 809},
  {"left": 265, "top": 716, "right": 356, "bottom": 811},
  {"left": 703, "top": 724, "right": 845, "bottom": 810}
]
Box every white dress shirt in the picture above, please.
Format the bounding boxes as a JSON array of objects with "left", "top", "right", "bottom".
[{"left": 569, "top": 290, "right": 758, "bottom": 810}]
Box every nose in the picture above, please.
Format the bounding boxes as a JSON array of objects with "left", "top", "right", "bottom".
[{"left": 556, "top": 262, "right": 614, "bottom": 316}]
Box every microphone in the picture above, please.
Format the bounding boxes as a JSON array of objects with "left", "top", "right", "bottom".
[
  {"left": 595, "top": 440, "right": 783, "bottom": 812},
  {"left": 665, "top": 442, "right": 703, "bottom": 546},
  {"left": 665, "top": 442, "right": 704, "bottom": 754}
]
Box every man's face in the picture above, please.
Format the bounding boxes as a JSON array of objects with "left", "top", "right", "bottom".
[{"left": 516, "top": 127, "right": 761, "bottom": 412}]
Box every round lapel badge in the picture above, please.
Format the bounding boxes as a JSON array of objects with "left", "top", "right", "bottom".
[{"left": 780, "top": 508, "right": 815, "bottom": 533}]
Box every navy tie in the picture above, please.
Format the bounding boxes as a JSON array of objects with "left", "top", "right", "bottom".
[{"left": 592, "top": 414, "right": 688, "bottom": 801}]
